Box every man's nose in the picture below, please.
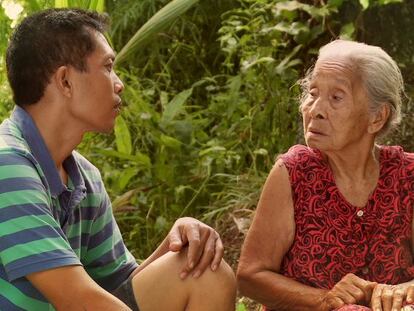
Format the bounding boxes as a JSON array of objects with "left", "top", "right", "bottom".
[{"left": 114, "top": 73, "right": 124, "bottom": 94}]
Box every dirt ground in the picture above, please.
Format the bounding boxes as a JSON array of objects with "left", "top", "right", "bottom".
[{"left": 219, "top": 211, "right": 262, "bottom": 311}]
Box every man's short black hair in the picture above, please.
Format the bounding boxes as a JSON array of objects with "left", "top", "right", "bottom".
[{"left": 6, "top": 8, "right": 110, "bottom": 106}]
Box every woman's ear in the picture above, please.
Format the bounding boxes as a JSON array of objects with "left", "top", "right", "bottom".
[
  {"left": 368, "top": 104, "right": 390, "bottom": 134},
  {"left": 53, "top": 66, "right": 72, "bottom": 98}
]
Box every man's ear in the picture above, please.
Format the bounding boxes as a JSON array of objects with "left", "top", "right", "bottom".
[
  {"left": 368, "top": 104, "right": 390, "bottom": 134},
  {"left": 53, "top": 66, "right": 72, "bottom": 98}
]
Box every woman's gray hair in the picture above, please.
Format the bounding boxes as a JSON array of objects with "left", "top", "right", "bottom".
[{"left": 301, "top": 39, "right": 405, "bottom": 138}]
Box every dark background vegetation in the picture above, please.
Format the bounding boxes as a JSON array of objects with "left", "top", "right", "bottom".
[{"left": 1, "top": 0, "right": 413, "bottom": 309}]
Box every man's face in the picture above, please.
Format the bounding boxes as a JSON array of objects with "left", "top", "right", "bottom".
[{"left": 67, "top": 30, "right": 124, "bottom": 133}]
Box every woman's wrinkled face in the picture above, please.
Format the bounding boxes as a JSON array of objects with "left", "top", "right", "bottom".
[{"left": 301, "top": 56, "right": 372, "bottom": 152}]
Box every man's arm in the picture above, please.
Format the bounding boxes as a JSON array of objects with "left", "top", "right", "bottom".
[{"left": 27, "top": 265, "right": 132, "bottom": 311}]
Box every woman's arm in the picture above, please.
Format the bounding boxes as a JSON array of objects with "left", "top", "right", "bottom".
[
  {"left": 237, "top": 159, "right": 329, "bottom": 310},
  {"left": 237, "top": 160, "right": 373, "bottom": 310}
]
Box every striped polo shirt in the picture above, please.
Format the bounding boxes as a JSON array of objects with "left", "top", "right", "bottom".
[{"left": 0, "top": 106, "right": 138, "bottom": 310}]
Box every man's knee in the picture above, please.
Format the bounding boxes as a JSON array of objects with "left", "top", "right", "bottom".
[{"left": 200, "top": 259, "right": 236, "bottom": 291}]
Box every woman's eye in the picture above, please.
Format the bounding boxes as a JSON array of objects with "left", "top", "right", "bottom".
[
  {"left": 105, "top": 64, "right": 113, "bottom": 72},
  {"left": 332, "top": 94, "right": 343, "bottom": 101},
  {"left": 309, "top": 90, "right": 318, "bottom": 98}
]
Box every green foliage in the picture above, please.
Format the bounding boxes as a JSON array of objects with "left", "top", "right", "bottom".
[
  {"left": 54, "top": 0, "right": 105, "bottom": 11},
  {"left": 115, "top": 0, "right": 199, "bottom": 64},
  {"left": 0, "top": 0, "right": 413, "bottom": 263}
]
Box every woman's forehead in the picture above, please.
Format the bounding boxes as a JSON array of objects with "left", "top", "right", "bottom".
[{"left": 311, "top": 57, "right": 357, "bottom": 87}]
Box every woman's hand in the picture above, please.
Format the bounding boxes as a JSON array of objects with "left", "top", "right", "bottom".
[
  {"left": 167, "top": 217, "right": 223, "bottom": 279},
  {"left": 370, "top": 283, "right": 414, "bottom": 311},
  {"left": 322, "top": 273, "right": 377, "bottom": 311}
]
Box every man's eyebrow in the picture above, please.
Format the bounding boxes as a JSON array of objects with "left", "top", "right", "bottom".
[{"left": 103, "top": 53, "right": 116, "bottom": 62}]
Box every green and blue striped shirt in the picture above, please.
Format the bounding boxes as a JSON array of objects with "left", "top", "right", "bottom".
[{"left": 0, "top": 106, "right": 138, "bottom": 310}]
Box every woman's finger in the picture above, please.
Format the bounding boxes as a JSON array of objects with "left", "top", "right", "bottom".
[
  {"left": 391, "top": 287, "right": 405, "bottom": 311},
  {"left": 381, "top": 286, "right": 394, "bottom": 311},
  {"left": 371, "top": 284, "right": 384, "bottom": 311}
]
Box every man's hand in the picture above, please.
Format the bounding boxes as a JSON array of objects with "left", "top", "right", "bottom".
[
  {"left": 167, "top": 217, "right": 224, "bottom": 279},
  {"left": 321, "top": 273, "right": 377, "bottom": 311},
  {"left": 371, "top": 282, "right": 414, "bottom": 311}
]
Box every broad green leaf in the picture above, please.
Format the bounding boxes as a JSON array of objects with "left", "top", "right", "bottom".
[
  {"left": 328, "top": 0, "right": 344, "bottom": 7},
  {"left": 162, "top": 88, "right": 192, "bottom": 123},
  {"left": 199, "top": 146, "right": 226, "bottom": 157},
  {"left": 117, "top": 167, "right": 137, "bottom": 192},
  {"left": 379, "top": 0, "right": 402, "bottom": 4},
  {"left": 254, "top": 148, "right": 268, "bottom": 156},
  {"left": 276, "top": 44, "right": 302, "bottom": 74},
  {"left": 236, "top": 303, "right": 247, "bottom": 311},
  {"left": 274, "top": 1, "right": 305, "bottom": 12},
  {"left": 98, "top": 149, "right": 151, "bottom": 167},
  {"left": 54, "top": 0, "right": 69, "bottom": 8},
  {"left": 89, "top": 0, "right": 105, "bottom": 12},
  {"left": 115, "top": 0, "right": 199, "bottom": 64},
  {"left": 114, "top": 115, "right": 132, "bottom": 155},
  {"left": 160, "top": 134, "right": 182, "bottom": 149},
  {"left": 340, "top": 23, "right": 355, "bottom": 40},
  {"left": 359, "top": 0, "right": 369, "bottom": 10},
  {"left": 26, "top": 0, "right": 41, "bottom": 11}
]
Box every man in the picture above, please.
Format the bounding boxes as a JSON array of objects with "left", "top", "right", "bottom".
[{"left": 0, "top": 8, "right": 236, "bottom": 311}]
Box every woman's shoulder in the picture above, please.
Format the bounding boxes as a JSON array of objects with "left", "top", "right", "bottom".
[
  {"left": 279, "top": 144, "right": 322, "bottom": 163},
  {"left": 380, "top": 145, "right": 414, "bottom": 176}
]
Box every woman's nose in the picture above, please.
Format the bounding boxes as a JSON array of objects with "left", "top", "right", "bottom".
[{"left": 309, "top": 97, "right": 326, "bottom": 119}]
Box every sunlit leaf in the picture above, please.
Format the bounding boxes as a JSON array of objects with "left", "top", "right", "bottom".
[
  {"left": 359, "top": 0, "right": 369, "bottom": 10},
  {"left": 54, "top": 0, "right": 69, "bottom": 8},
  {"left": 340, "top": 23, "right": 355, "bottom": 40},
  {"left": 89, "top": 0, "right": 105, "bottom": 12}
]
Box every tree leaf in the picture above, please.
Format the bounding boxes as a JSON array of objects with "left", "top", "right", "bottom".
[
  {"left": 115, "top": 0, "right": 199, "bottom": 64},
  {"left": 88, "top": 0, "right": 105, "bottom": 12},
  {"left": 162, "top": 88, "right": 192, "bottom": 124},
  {"left": 114, "top": 115, "right": 132, "bottom": 155},
  {"left": 160, "top": 134, "right": 182, "bottom": 149},
  {"left": 54, "top": 0, "right": 69, "bottom": 8},
  {"left": 97, "top": 149, "right": 151, "bottom": 167},
  {"left": 359, "top": 0, "right": 369, "bottom": 10},
  {"left": 340, "top": 22, "right": 355, "bottom": 40}
]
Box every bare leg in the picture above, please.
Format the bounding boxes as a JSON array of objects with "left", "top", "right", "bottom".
[{"left": 131, "top": 251, "right": 236, "bottom": 311}]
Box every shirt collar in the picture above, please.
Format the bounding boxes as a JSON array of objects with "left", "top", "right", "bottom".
[{"left": 10, "top": 106, "right": 85, "bottom": 197}]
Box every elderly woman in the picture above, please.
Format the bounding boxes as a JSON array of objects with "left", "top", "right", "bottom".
[{"left": 237, "top": 40, "right": 414, "bottom": 311}]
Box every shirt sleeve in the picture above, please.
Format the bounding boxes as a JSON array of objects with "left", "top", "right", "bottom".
[
  {"left": 0, "top": 151, "right": 81, "bottom": 281},
  {"left": 82, "top": 187, "right": 138, "bottom": 292}
]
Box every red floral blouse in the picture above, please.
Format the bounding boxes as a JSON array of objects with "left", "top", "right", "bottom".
[{"left": 264, "top": 145, "right": 414, "bottom": 311}]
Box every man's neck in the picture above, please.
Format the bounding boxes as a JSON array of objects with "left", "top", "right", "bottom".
[{"left": 24, "top": 102, "right": 84, "bottom": 168}]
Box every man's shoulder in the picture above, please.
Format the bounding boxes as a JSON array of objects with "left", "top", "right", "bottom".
[
  {"left": 0, "top": 119, "right": 40, "bottom": 173},
  {"left": 72, "top": 151, "right": 103, "bottom": 184},
  {"left": 0, "top": 118, "right": 32, "bottom": 155}
]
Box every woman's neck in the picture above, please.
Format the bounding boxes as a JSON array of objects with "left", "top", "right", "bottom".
[{"left": 324, "top": 144, "right": 380, "bottom": 208}]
